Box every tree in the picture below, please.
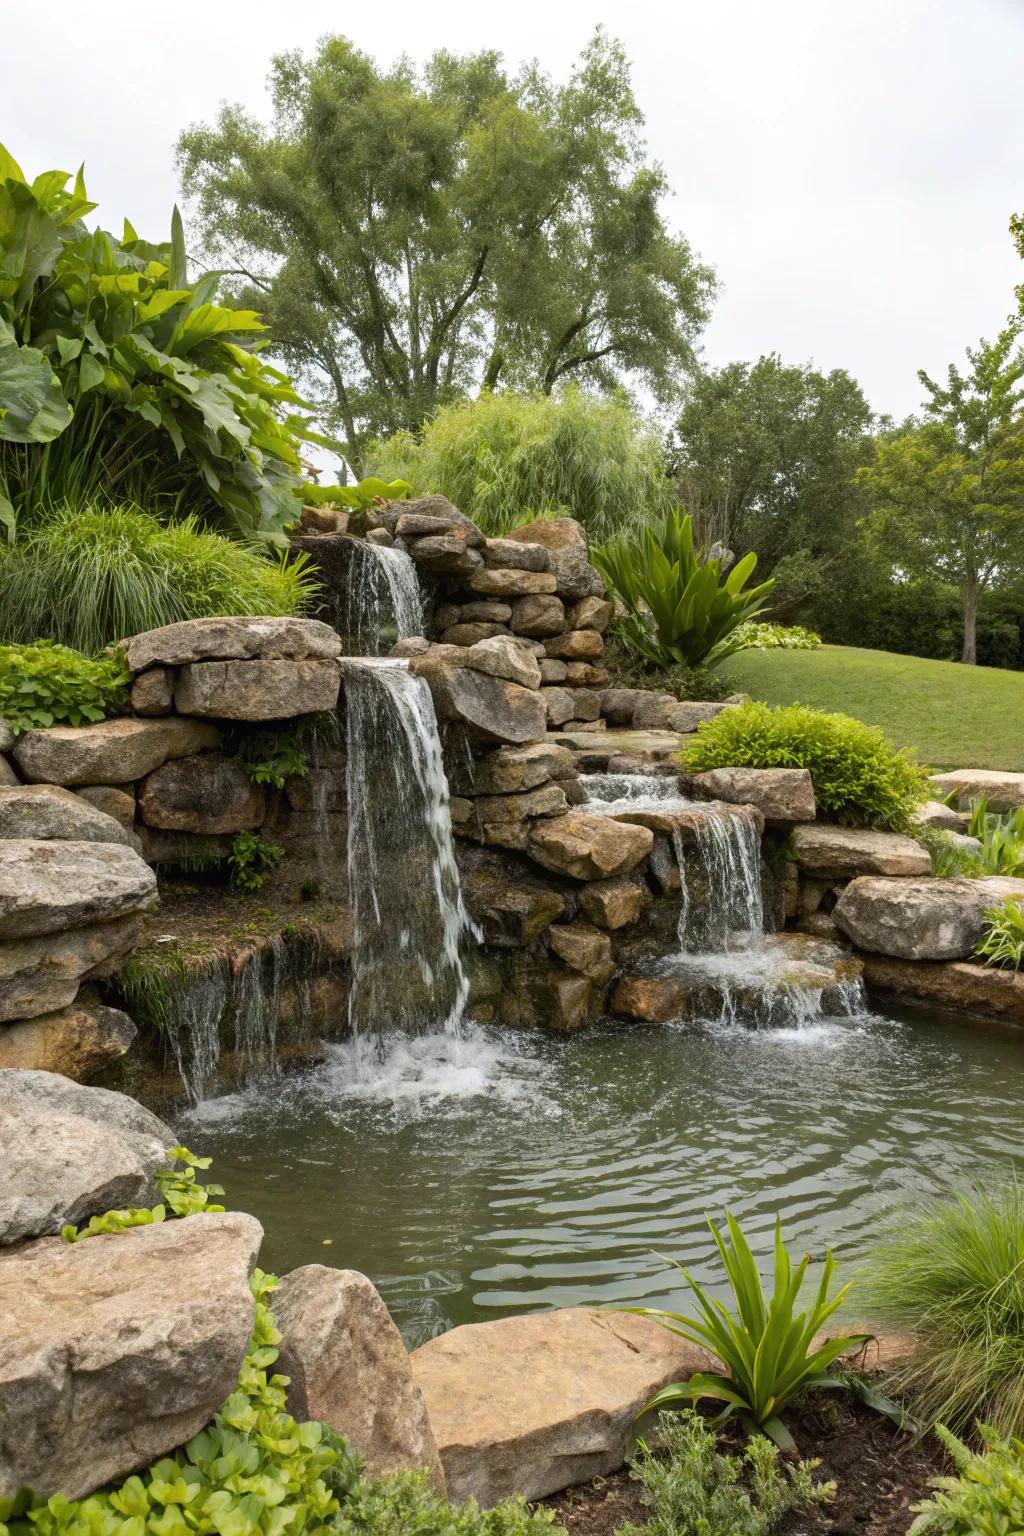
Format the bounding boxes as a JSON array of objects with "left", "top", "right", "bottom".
[
  {"left": 859, "top": 326, "right": 1024, "bottom": 664},
  {"left": 177, "top": 33, "right": 715, "bottom": 473}
]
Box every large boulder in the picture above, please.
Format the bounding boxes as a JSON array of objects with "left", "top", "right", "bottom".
[
  {"left": 929, "top": 768, "right": 1024, "bottom": 812},
  {"left": 0, "top": 912, "right": 143, "bottom": 1022},
  {"left": 509, "top": 595, "right": 567, "bottom": 638},
  {"left": 411, "top": 1308, "right": 705, "bottom": 1505},
  {"left": 468, "top": 568, "right": 558, "bottom": 599},
  {"left": 0, "top": 1069, "right": 175, "bottom": 1244},
  {"left": 833, "top": 875, "right": 1024, "bottom": 960},
  {"left": 405, "top": 531, "right": 484, "bottom": 577},
  {"left": 610, "top": 974, "right": 689, "bottom": 1022},
  {"left": 0, "top": 1002, "right": 136, "bottom": 1078},
  {"left": 507, "top": 518, "right": 604, "bottom": 600},
  {"left": 914, "top": 799, "right": 965, "bottom": 832},
  {"left": 482, "top": 538, "right": 551, "bottom": 573},
  {"left": 174, "top": 658, "right": 342, "bottom": 720},
  {"left": 0, "top": 840, "right": 156, "bottom": 940},
  {"left": 139, "top": 753, "right": 266, "bottom": 834},
  {"left": 410, "top": 656, "right": 546, "bottom": 745},
  {"left": 121, "top": 615, "right": 341, "bottom": 673},
  {"left": 273, "top": 1266, "right": 445, "bottom": 1490},
  {"left": 13, "top": 717, "right": 220, "bottom": 786},
  {"left": 861, "top": 955, "right": 1024, "bottom": 1024},
  {"left": 0, "top": 1212, "right": 262, "bottom": 1499},
  {"left": 525, "top": 813, "right": 653, "bottom": 881},
  {"left": 469, "top": 743, "right": 574, "bottom": 795},
  {"left": 579, "top": 877, "right": 648, "bottom": 929},
  {"left": 680, "top": 766, "right": 816, "bottom": 823},
  {"left": 465, "top": 636, "right": 542, "bottom": 691},
  {"left": 0, "top": 784, "right": 136, "bottom": 846},
  {"left": 792, "top": 825, "right": 933, "bottom": 877},
  {"left": 461, "top": 860, "right": 567, "bottom": 947}
]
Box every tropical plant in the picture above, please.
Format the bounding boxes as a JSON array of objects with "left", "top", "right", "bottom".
[
  {"left": 302, "top": 476, "right": 410, "bottom": 514},
  {"left": 371, "top": 389, "right": 676, "bottom": 539},
  {"left": 967, "top": 798, "right": 1024, "bottom": 877},
  {"left": 0, "top": 640, "right": 129, "bottom": 733},
  {"left": 0, "top": 505, "right": 316, "bottom": 653},
  {"left": 681, "top": 701, "right": 929, "bottom": 831},
  {"left": 593, "top": 509, "right": 774, "bottom": 669},
  {"left": 908, "top": 1424, "right": 1024, "bottom": 1534},
  {"left": 228, "top": 830, "right": 284, "bottom": 891},
  {"left": 861, "top": 1181, "right": 1024, "bottom": 1439},
  {"left": 0, "top": 145, "right": 319, "bottom": 540},
  {"left": 731, "top": 621, "right": 822, "bottom": 650},
  {"left": 631, "top": 1212, "right": 868, "bottom": 1451},
  {"left": 977, "top": 898, "right": 1024, "bottom": 969}
]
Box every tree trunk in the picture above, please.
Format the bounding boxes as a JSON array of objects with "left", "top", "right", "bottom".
[{"left": 961, "top": 567, "right": 978, "bottom": 665}]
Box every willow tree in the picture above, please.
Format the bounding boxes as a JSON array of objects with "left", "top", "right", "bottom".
[{"left": 176, "top": 32, "right": 714, "bottom": 472}]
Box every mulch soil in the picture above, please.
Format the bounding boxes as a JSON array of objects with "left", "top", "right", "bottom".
[{"left": 544, "top": 1398, "right": 947, "bottom": 1536}]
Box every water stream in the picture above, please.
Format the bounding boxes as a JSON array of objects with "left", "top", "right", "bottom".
[{"left": 338, "top": 540, "right": 424, "bottom": 655}]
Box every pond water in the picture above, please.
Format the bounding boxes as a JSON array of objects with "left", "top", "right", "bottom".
[{"left": 186, "top": 1006, "right": 1024, "bottom": 1348}]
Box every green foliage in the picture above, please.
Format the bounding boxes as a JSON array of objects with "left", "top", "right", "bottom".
[
  {"left": 976, "top": 898, "right": 1024, "bottom": 969},
  {"left": 594, "top": 510, "right": 774, "bottom": 670},
  {"left": 0, "top": 148, "right": 317, "bottom": 541},
  {"left": 603, "top": 635, "right": 734, "bottom": 702},
  {"left": 861, "top": 1181, "right": 1024, "bottom": 1438},
  {"left": 302, "top": 478, "right": 410, "bottom": 514},
  {"left": 908, "top": 1424, "right": 1024, "bottom": 1535},
  {"left": 60, "top": 1148, "right": 224, "bottom": 1242},
  {"left": 331, "top": 1472, "right": 553, "bottom": 1536},
  {"left": 238, "top": 728, "right": 309, "bottom": 790},
  {"left": 371, "top": 389, "right": 675, "bottom": 539},
  {"left": 0, "top": 505, "right": 316, "bottom": 653},
  {"left": 616, "top": 1410, "right": 833, "bottom": 1536},
  {"left": 631, "top": 1212, "right": 868, "bottom": 1451},
  {"left": 0, "top": 640, "right": 128, "bottom": 733},
  {"left": 919, "top": 801, "right": 1024, "bottom": 881},
  {"left": 229, "top": 831, "right": 284, "bottom": 892},
  {"left": 731, "top": 621, "right": 822, "bottom": 651},
  {"left": 681, "top": 701, "right": 929, "bottom": 831}
]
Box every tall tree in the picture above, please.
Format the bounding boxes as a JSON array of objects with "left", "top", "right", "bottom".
[
  {"left": 177, "top": 33, "right": 714, "bottom": 473},
  {"left": 859, "top": 326, "right": 1024, "bottom": 664}
]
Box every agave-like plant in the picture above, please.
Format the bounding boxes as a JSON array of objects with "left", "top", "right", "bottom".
[
  {"left": 633, "top": 1211, "right": 870, "bottom": 1450},
  {"left": 592, "top": 509, "right": 774, "bottom": 669}
]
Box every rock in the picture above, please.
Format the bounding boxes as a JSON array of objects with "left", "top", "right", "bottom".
[
  {"left": 471, "top": 743, "right": 574, "bottom": 794},
  {"left": 272, "top": 1266, "right": 444, "bottom": 1489},
  {"left": 301, "top": 504, "right": 348, "bottom": 534},
  {"left": 0, "top": 783, "right": 136, "bottom": 847},
  {"left": 410, "top": 657, "right": 546, "bottom": 745},
  {"left": 833, "top": 875, "right": 1024, "bottom": 960},
  {"left": 600, "top": 688, "right": 648, "bottom": 726},
  {"left": 130, "top": 666, "right": 174, "bottom": 716},
  {"left": 564, "top": 720, "right": 607, "bottom": 734},
  {"left": 395, "top": 509, "right": 484, "bottom": 544},
  {"left": 547, "top": 922, "right": 614, "bottom": 983},
  {"left": 0, "top": 1212, "right": 262, "bottom": 1499},
  {"left": 174, "top": 659, "right": 342, "bottom": 720},
  {"left": 121, "top": 615, "right": 342, "bottom": 673},
  {"left": 541, "top": 687, "right": 576, "bottom": 726},
  {"left": 526, "top": 813, "right": 653, "bottom": 881},
  {"left": 412, "top": 1308, "right": 704, "bottom": 1505},
  {"left": 473, "top": 784, "right": 569, "bottom": 825},
  {"left": 631, "top": 693, "right": 678, "bottom": 730},
  {"left": 0, "top": 913, "right": 143, "bottom": 1023},
  {"left": 541, "top": 970, "right": 593, "bottom": 1031},
  {"left": 459, "top": 601, "right": 514, "bottom": 623},
  {"left": 509, "top": 594, "right": 567, "bottom": 638},
  {"left": 539, "top": 658, "right": 569, "bottom": 683},
  {"left": 929, "top": 768, "right": 1024, "bottom": 812},
  {"left": 567, "top": 597, "right": 613, "bottom": 632},
  {"left": 469, "top": 567, "right": 558, "bottom": 599},
  {"left": 664, "top": 701, "right": 736, "bottom": 732},
  {"left": 0, "top": 721, "right": 12, "bottom": 754},
  {"left": 406, "top": 532, "right": 484, "bottom": 577},
  {"left": 75, "top": 785, "right": 136, "bottom": 830},
  {"left": 507, "top": 518, "right": 605, "bottom": 601},
  {"left": 482, "top": 538, "right": 551, "bottom": 572},
  {"left": 579, "top": 878, "right": 648, "bottom": 929},
  {"left": 861, "top": 955, "right": 1024, "bottom": 1024},
  {"left": 610, "top": 974, "right": 688, "bottom": 1022},
  {"left": 0, "top": 759, "right": 17, "bottom": 787},
  {"left": 0, "top": 1069, "right": 175, "bottom": 1244},
  {"left": 0, "top": 841, "right": 157, "bottom": 940},
  {"left": 390, "top": 636, "right": 431, "bottom": 657},
  {"left": 462, "top": 862, "right": 566, "bottom": 946},
  {"left": 139, "top": 753, "right": 266, "bottom": 834},
  {"left": 792, "top": 825, "right": 933, "bottom": 877},
  {"left": 0, "top": 1003, "right": 136, "bottom": 1078},
  {"left": 543, "top": 629, "right": 604, "bottom": 661},
  {"left": 566, "top": 687, "right": 602, "bottom": 722},
  {"left": 13, "top": 717, "right": 220, "bottom": 786},
  {"left": 914, "top": 799, "right": 964, "bottom": 831},
  {"left": 566, "top": 663, "right": 611, "bottom": 686},
  {"left": 365, "top": 526, "right": 394, "bottom": 547},
  {"left": 389, "top": 495, "right": 481, "bottom": 535},
  {"left": 680, "top": 766, "right": 817, "bottom": 823},
  {"left": 465, "top": 636, "right": 542, "bottom": 691}
]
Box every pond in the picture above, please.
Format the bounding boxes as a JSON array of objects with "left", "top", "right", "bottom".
[{"left": 187, "top": 1005, "right": 1024, "bottom": 1347}]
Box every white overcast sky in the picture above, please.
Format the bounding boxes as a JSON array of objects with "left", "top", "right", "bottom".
[{"left": 6, "top": 0, "right": 1023, "bottom": 422}]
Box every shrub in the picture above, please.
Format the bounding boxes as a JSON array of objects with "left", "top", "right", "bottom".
[
  {"left": 603, "top": 634, "right": 734, "bottom": 702},
  {"left": 0, "top": 640, "right": 129, "bottom": 733},
  {"left": 681, "top": 701, "right": 929, "bottom": 831},
  {"left": 0, "top": 505, "right": 317, "bottom": 653},
  {"left": 861, "top": 1181, "right": 1024, "bottom": 1438},
  {"left": 731, "top": 621, "right": 822, "bottom": 650},
  {"left": 229, "top": 830, "right": 284, "bottom": 891},
  {"left": 368, "top": 387, "right": 674, "bottom": 539},
  {"left": 617, "top": 1410, "right": 833, "bottom": 1536},
  {"left": 332, "top": 1471, "right": 552, "bottom": 1536},
  {"left": 976, "top": 899, "right": 1024, "bottom": 969},
  {"left": 594, "top": 510, "right": 774, "bottom": 670},
  {"left": 908, "top": 1425, "right": 1024, "bottom": 1534}
]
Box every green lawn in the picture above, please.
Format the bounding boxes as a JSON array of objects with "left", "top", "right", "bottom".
[{"left": 723, "top": 645, "right": 1024, "bottom": 772}]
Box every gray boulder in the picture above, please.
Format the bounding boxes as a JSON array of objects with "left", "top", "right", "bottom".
[
  {"left": 482, "top": 538, "right": 551, "bottom": 573},
  {"left": 0, "top": 721, "right": 13, "bottom": 753},
  {"left": 792, "top": 825, "right": 933, "bottom": 877},
  {"left": 0, "top": 1003, "right": 136, "bottom": 1079},
  {"left": 0, "top": 912, "right": 143, "bottom": 1022},
  {"left": 0, "top": 840, "right": 157, "bottom": 939},
  {"left": 0, "top": 759, "right": 17, "bottom": 787},
  {"left": 471, "top": 743, "right": 574, "bottom": 794},
  {"left": 509, "top": 595, "right": 567, "bottom": 638},
  {"left": 914, "top": 799, "right": 965, "bottom": 831},
  {"left": 929, "top": 768, "right": 1024, "bottom": 812},
  {"left": 130, "top": 666, "right": 175, "bottom": 716},
  {"left": 465, "top": 636, "right": 542, "bottom": 691},
  {"left": 833, "top": 875, "right": 1024, "bottom": 960},
  {"left": 507, "top": 518, "right": 605, "bottom": 600},
  {"left": 405, "top": 532, "right": 484, "bottom": 577},
  {"left": 468, "top": 567, "right": 558, "bottom": 599},
  {"left": 410, "top": 656, "right": 546, "bottom": 745},
  {"left": 122, "top": 615, "right": 341, "bottom": 673},
  {"left": 75, "top": 785, "right": 136, "bottom": 830},
  {"left": 13, "top": 717, "right": 221, "bottom": 786},
  {"left": 139, "top": 753, "right": 266, "bottom": 834},
  {"left": 174, "top": 658, "right": 342, "bottom": 720},
  {"left": 0, "top": 783, "right": 135, "bottom": 847}
]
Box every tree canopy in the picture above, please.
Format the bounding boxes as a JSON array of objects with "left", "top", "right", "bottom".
[{"left": 177, "top": 32, "right": 715, "bottom": 473}]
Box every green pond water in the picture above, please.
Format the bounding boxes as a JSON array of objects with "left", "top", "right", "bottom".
[{"left": 188, "top": 1008, "right": 1024, "bottom": 1348}]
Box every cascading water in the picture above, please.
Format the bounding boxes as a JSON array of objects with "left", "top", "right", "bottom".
[
  {"left": 342, "top": 657, "right": 478, "bottom": 1039},
  {"left": 161, "top": 954, "right": 229, "bottom": 1107},
  {"left": 338, "top": 540, "right": 424, "bottom": 655}
]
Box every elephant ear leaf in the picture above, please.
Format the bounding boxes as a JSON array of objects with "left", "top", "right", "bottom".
[{"left": 0, "top": 339, "right": 72, "bottom": 443}]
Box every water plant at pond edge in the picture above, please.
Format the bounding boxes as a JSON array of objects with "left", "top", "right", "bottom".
[
  {"left": 907, "top": 1425, "right": 1024, "bottom": 1534},
  {"left": 682, "top": 701, "right": 929, "bottom": 831},
  {"left": 631, "top": 1212, "right": 868, "bottom": 1451},
  {"left": 861, "top": 1181, "right": 1024, "bottom": 1440},
  {"left": 61, "top": 1148, "right": 225, "bottom": 1242},
  {"left": 976, "top": 898, "right": 1024, "bottom": 968},
  {"left": 919, "top": 799, "right": 1024, "bottom": 880},
  {"left": 0, "top": 641, "right": 129, "bottom": 732}
]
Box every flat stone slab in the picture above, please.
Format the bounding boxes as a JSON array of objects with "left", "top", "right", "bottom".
[
  {"left": 862, "top": 954, "right": 1024, "bottom": 1024},
  {"left": 793, "top": 825, "right": 933, "bottom": 877},
  {"left": 833, "top": 875, "right": 1024, "bottom": 960},
  {"left": 681, "top": 766, "right": 816, "bottom": 823},
  {"left": 13, "top": 717, "right": 220, "bottom": 786},
  {"left": 174, "top": 658, "right": 342, "bottom": 720},
  {"left": 0, "top": 840, "right": 157, "bottom": 940},
  {"left": 929, "top": 768, "right": 1024, "bottom": 812},
  {"left": 0, "top": 912, "right": 143, "bottom": 1023},
  {"left": 0, "top": 783, "right": 135, "bottom": 846},
  {"left": 549, "top": 728, "right": 687, "bottom": 760},
  {"left": 121, "top": 615, "right": 342, "bottom": 673},
  {"left": 525, "top": 812, "right": 653, "bottom": 881}
]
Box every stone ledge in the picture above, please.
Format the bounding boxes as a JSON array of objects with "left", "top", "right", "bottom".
[{"left": 862, "top": 953, "right": 1024, "bottom": 1024}]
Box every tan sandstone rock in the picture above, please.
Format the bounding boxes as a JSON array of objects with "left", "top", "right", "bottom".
[
  {"left": 465, "top": 636, "right": 542, "bottom": 691},
  {"left": 174, "top": 658, "right": 342, "bottom": 720},
  {"left": 526, "top": 813, "right": 653, "bottom": 881},
  {"left": 470, "top": 743, "right": 574, "bottom": 795},
  {"left": 13, "top": 717, "right": 220, "bottom": 786},
  {"left": 680, "top": 766, "right": 817, "bottom": 823},
  {"left": 547, "top": 922, "right": 614, "bottom": 983},
  {"left": 833, "top": 875, "right": 1024, "bottom": 960},
  {"left": 507, "top": 518, "right": 605, "bottom": 600},
  {"left": 542, "top": 629, "right": 605, "bottom": 661},
  {"left": 861, "top": 954, "right": 1024, "bottom": 1023},
  {"left": 121, "top": 615, "right": 341, "bottom": 673},
  {"left": 792, "top": 825, "right": 933, "bottom": 877},
  {"left": 469, "top": 568, "right": 559, "bottom": 599},
  {"left": 411, "top": 658, "right": 547, "bottom": 745},
  {"left": 0, "top": 1002, "right": 136, "bottom": 1079},
  {"left": 0, "top": 913, "right": 143, "bottom": 1023},
  {"left": 579, "top": 878, "right": 648, "bottom": 929},
  {"left": 610, "top": 974, "right": 689, "bottom": 1022},
  {"left": 510, "top": 595, "right": 567, "bottom": 638},
  {"left": 929, "top": 768, "right": 1024, "bottom": 812}
]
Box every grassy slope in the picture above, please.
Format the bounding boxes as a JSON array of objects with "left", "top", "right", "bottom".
[{"left": 723, "top": 645, "right": 1024, "bottom": 772}]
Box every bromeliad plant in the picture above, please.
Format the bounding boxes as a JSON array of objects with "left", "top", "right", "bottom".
[
  {"left": 592, "top": 510, "right": 774, "bottom": 669},
  {"left": 633, "top": 1212, "right": 869, "bottom": 1451}
]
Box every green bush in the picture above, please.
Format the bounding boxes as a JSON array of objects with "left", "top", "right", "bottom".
[
  {"left": 681, "top": 701, "right": 929, "bottom": 830},
  {"left": 617, "top": 1410, "right": 833, "bottom": 1536},
  {"left": 976, "top": 898, "right": 1024, "bottom": 969},
  {"left": 332, "top": 1472, "right": 551, "bottom": 1536},
  {"left": 731, "top": 621, "right": 822, "bottom": 651},
  {"left": 229, "top": 830, "right": 284, "bottom": 892},
  {"left": 861, "top": 1181, "right": 1024, "bottom": 1438},
  {"left": 0, "top": 505, "right": 317, "bottom": 653},
  {"left": 908, "top": 1425, "right": 1024, "bottom": 1534},
  {"left": 369, "top": 388, "right": 674, "bottom": 539},
  {"left": 0, "top": 640, "right": 129, "bottom": 733}
]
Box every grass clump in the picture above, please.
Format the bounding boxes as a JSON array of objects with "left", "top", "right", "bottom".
[
  {"left": 681, "top": 700, "right": 929, "bottom": 831},
  {"left": 0, "top": 505, "right": 317, "bottom": 654},
  {"left": 0, "top": 641, "right": 129, "bottom": 733},
  {"left": 976, "top": 899, "right": 1024, "bottom": 969},
  {"left": 861, "top": 1182, "right": 1024, "bottom": 1439},
  {"left": 908, "top": 1425, "right": 1024, "bottom": 1534}
]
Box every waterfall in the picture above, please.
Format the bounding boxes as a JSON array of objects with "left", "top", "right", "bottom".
[
  {"left": 232, "top": 937, "right": 284, "bottom": 1084},
  {"left": 679, "top": 806, "right": 764, "bottom": 952},
  {"left": 342, "top": 657, "right": 478, "bottom": 1037},
  {"left": 340, "top": 541, "right": 424, "bottom": 655},
  {"left": 161, "top": 954, "right": 229, "bottom": 1107}
]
